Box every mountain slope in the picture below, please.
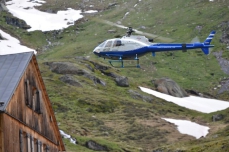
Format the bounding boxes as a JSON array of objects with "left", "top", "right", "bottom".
[{"left": 1, "top": 0, "right": 229, "bottom": 151}]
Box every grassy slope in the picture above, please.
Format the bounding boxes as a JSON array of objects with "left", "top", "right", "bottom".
[{"left": 1, "top": 0, "right": 229, "bottom": 151}]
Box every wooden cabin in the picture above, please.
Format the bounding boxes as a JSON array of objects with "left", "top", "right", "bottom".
[{"left": 0, "top": 52, "right": 65, "bottom": 152}]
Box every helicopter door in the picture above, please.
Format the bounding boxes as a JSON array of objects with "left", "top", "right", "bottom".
[
  {"left": 111, "top": 40, "right": 122, "bottom": 51},
  {"left": 103, "top": 41, "right": 112, "bottom": 52}
]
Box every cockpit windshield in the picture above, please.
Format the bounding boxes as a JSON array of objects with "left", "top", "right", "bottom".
[{"left": 97, "top": 41, "right": 106, "bottom": 47}]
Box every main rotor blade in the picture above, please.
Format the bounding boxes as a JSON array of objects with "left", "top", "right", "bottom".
[
  {"left": 191, "top": 36, "right": 200, "bottom": 43},
  {"left": 98, "top": 19, "right": 174, "bottom": 42}
]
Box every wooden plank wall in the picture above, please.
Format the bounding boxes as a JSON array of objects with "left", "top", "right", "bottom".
[
  {"left": 3, "top": 59, "right": 64, "bottom": 151},
  {"left": 2, "top": 114, "right": 59, "bottom": 152}
]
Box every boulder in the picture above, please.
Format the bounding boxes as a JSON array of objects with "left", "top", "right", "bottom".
[
  {"left": 86, "top": 60, "right": 110, "bottom": 71},
  {"left": 0, "top": 33, "right": 5, "bottom": 40},
  {"left": 85, "top": 140, "right": 108, "bottom": 151},
  {"left": 107, "top": 3, "right": 117, "bottom": 9},
  {"left": 129, "top": 90, "right": 153, "bottom": 103},
  {"left": 115, "top": 76, "right": 129, "bottom": 87},
  {"left": 212, "top": 114, "right": 224, "bottom": 122},
  {"left": 45, "top": 62, "right": 89, "bottom": 75},
  {"left": 84, "top": 73, "right": 106, "bottom": 86},
  {"left": 84, "top": 59, "right": 120, "bottom": 79},
  {"left": 153, "top": 78, "right": 188, "bottom": 97},
  {"left": 59, "top": 75, "right": 82, "bottom": 87},
  {"left": 45, "top": 62, "right": 106, "bottom": 86},
  {"left": 5, "top": 16, "right": 31, "bottom": 29}
]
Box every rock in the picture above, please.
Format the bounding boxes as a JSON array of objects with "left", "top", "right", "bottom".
[
  {"left": 107, "top": 29, "right": 117, "bottom": 33},
  {"left": 153, "top": 78, "right": 188, "bottom": 97},
  {"left": 185, "top": 89, "right": 199, "bottom": 96},
  {"left": 0, "top": 2, "right": 8, "bottom": 12},
  {"left": 129, "top": 90, "right": 153, "bottom": 103},
  {"left": 107, "top": 3, "right": 117, "bottom": 9},
  {"left": 0, "top": 33, "right": 5, "bottom": 40},
  {"left": 84, "top": 73, "right": 106, "bottom": 86},
  {"left": 59, "top": 75, "right": 82, "bottom": 87},
  {"left": 218, "top": 79, "right": 229, "bottom": 94},
  {"left": 5, "top": 16, "right": 31, "bottom": 29},
  {"left": 87, "top": 60, "right": 110, "bottom": 71},
  {"left": 45, "top": 62, "right": 89, "bottom": 75},
  {"left": 85, "top": 140, "right": 108, "bottom": 151},
  {"left": 220, "top": 30, "right": 229, "bottom": 45},
  {"left": 212, "top": 114, "right": 224, "bottom": 122},
  {"left": 85, "top": 60, "right": 119, "bottom": 78},
  {"left": 45, "top": 62, "right": 106, "bottom": 86},
  {"left": 46, "top": 9, "right": 54, "bottom": 13},
  {"left": 115, "top": 76, "right": 129, "bottom": 87},
  {"left": 213, "top": 51, "right": 229, "bottom": 74}
]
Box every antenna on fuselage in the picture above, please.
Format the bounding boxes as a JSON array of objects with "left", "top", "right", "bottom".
[{"left": 126, "top": 27, "right": 134, "bottom": 37}]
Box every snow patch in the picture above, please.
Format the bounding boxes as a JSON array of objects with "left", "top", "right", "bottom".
[
  {"left": 59, "top": 130, "right": 77, "bottom": 144},
  {"left": 139, "top": 87, "right": 229, "bottom": 113},
  {"left": 84, "top": 10, "right": 98, "bottom": 13},
  {"left": 0, "top": 30, "right": 36, "bottom": 55},
  {"left": 6, "top": 0, "right": 96, "bottom": 32},
  {"left": 162, "top": 118, "right": 209, "bottom": 139}
]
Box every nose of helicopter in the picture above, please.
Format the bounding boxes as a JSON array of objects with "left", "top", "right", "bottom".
[{"left": 93, "top": 47, "right": 100, "bottom": 55}]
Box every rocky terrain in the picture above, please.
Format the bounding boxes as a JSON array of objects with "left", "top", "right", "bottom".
[{"left": 1, "top": 0, "right": 229, "bottom": 151}]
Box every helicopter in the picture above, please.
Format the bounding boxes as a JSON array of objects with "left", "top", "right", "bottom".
[{"left": 93, "top": 27, "right": 215, "bottom": 68}]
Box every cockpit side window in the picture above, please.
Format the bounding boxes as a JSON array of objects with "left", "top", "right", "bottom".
[
  {"left": 113, "top": 40, "right": 122, "bottom": 47},
  {"left": 116, "top": 40, "right": 122, "bottom": 46}
]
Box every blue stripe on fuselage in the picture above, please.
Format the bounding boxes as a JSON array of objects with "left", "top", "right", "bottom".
[
  {"left": 148, "top": 43, "right": 205, "bottom": 52},
  {"left": 94, "top": 46, "right": 149, "bottom": 59}
]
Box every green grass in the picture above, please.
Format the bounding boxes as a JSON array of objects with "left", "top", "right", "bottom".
[{"left": 1, "top": 0, "right": 229, "bottom": 151}]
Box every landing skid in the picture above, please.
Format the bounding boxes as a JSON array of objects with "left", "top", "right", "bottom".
[{"left": 108, "top": 58, "right": 140, "bottom": 68}]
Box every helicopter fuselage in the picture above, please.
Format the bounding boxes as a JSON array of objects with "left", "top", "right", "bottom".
[
  {"left": 93, "top": 34, "right": 214, "bottom": 60},
  {"left": 93, "top": 31, "right": 215, "bottom": 66}
]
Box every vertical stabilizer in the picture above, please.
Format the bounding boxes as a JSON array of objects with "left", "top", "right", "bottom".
[{"left": 204, "top": 31, "right": 216, "bottom": 45}]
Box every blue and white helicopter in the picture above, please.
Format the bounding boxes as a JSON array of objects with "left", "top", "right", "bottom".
[{"left": 93, "top": 27, "right": 215, "bottom": 68}]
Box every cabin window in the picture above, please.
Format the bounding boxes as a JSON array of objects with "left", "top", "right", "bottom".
[
  {"left": 25, "top": 79, "right": 42, "bottom": 114},
  {"left": 113, "top": 40, "right": 122, "bottom": 47},
  {"left": 33, "top": 139, "right": 37, "bottom": 152},
  {"left": 50, "top": 116, "right": 53, "bottom": 122},
  {"left": 44, "top": 145, "right": 50, "bottom": 152},
  {"left": 19, "top": 130, "right": 23, "bottom": 152},
  {"left": 31, "top": 136, "right": 34, "bottom": 152},
  {"left": 27, "top": 133, "right": 31, "bottom": 152},
  {"left": 25, "top": 80, "right": 30, "bottom": 106},
  {"left": 105, "top": 41, "right": 112, "bottom": 47},
  {"left": 23, "top": 132, "right": 27, "bottom": 152},
  {"left": 25, "top": 79, "right": 33, "bottom": 108},
  {"left": 36, "top": 140, "right": 42, "bottom": 152},
  {"left": 116, "top": 40, "right": 122, "bottom": 46},
  {"left": 35, "top": 90, "right": 42, "bottom": 114}
]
